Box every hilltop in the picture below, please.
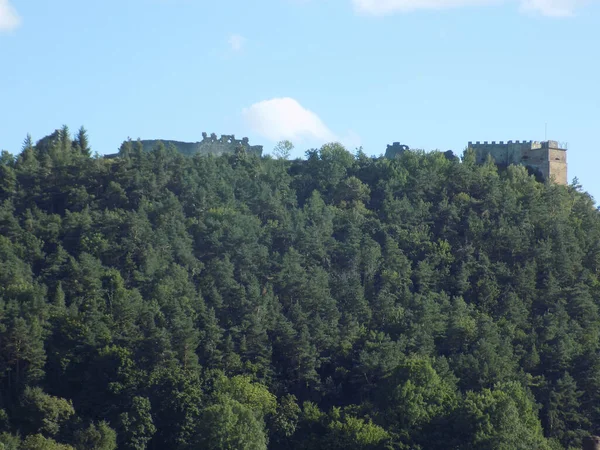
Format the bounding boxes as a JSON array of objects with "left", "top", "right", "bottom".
[
  {"left": 0, "top": 127, "right": 599, "bottom": 449},
  {"left": 108, "top": 132, "right": 264, "bottom": 159}
]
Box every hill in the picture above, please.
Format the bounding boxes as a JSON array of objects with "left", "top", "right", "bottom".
[{"left": 0, "top": 128, "right": 599, "bottom": 449}]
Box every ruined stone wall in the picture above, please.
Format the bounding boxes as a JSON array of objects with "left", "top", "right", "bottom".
[
  {"left": 133, "top": 132, "right": 263, "bottom": 158},
  {"left": 385, "top": 142, "right": 410, "bottom": 159},
  {"left": 196, "top": 133, "right": 263, "bottom": 157}
]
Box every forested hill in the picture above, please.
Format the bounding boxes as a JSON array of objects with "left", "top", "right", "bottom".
[{"left": 1, "top": 128, "right": 600, "bottom": 450}]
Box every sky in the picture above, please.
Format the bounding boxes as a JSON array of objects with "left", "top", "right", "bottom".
[{"left": 1, "top": 0, "right": 599, "bottom": 199}]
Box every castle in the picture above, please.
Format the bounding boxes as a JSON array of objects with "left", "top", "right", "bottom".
[
  {"left": 117, "top": 133, "right": 568, "bottom": 186},
  {"left": 116, "top": 133, "right": 263, "bottom": 158},
  {"left": 468, "top": 140, "right": 567, "bottom": 185},
  {"left": 384, "top": 139, "right": 568, "bottom": 185}
]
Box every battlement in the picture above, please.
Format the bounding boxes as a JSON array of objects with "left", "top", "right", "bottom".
[
  {"left": 467, "top": 140, "right": 567, "bottom": 150},
  {"left": 198, "top": 132, "right": 263, "bottom": 155},
  {"left": 197, "top": 133, "right": 262, "bottom": 153},
  {"left": 467, "top": 140, "right": 542, "bottom": 148}
]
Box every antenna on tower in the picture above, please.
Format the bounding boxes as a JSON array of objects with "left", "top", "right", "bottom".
[{"left": 545, "top": 123, "right": 547, "bottom": 140}]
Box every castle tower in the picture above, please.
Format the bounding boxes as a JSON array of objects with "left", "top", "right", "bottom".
[
  {"left": 385, "top": 142, "right": 409, "bottom": 159},
  {"left": 467, "top": 140, "right": 567, "bottom": 185}
]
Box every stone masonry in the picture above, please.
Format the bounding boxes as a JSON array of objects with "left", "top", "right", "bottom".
[
  {"left": 129, "top": 133, "right": 263, "bottom": 158},
  {"left": 468, "top": 140, "right": 567, "bottom": 185},
  {"left": 385, "top": 142, "right": 410, "bottom": 159}
]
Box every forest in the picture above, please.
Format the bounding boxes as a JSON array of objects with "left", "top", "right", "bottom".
[{"left": 1, "top": 126, "right": 600, "bottom": 449}]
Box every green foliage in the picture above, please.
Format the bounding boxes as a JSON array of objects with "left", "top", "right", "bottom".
[
  {"left": 1, "top": 129, "right": 599, "bottom": 448},
  {"left": 196, "top": 396, "right": 267, "bottom": 450},
  {"left": 117, "top": 397, "right": 156, "bottom": 450},
  {"left": 326, "top": 414, "right": 391, "bottom": 449},
  {"left": 215, "top": 375, "right": 277, "bottom": 417},
  {"left": 456, "top": 382, "right": 555, "bottom": 450},
  {"left": 19, "top": 387, "right": 74, "bottom": 437},
  {"left": 0, "top": 433, "right": 21, "bottom": 450},
  {"left": 73, "top": 127, "right": 91, "bottom": 157},
  {"left": 73, "top": 421, "right": 117, "bottom": 450},
  {"left": 271, "top": 394, "right": 301, "bottom": 440},
  {"left": 383, "top": 356, "right": 457, "bottom": 429},
  {"left": 273, "top": 140, "right": 294, "bottom": 160},
  {"left": 20, "top": 434, "right": 74, "bottom": 450}
]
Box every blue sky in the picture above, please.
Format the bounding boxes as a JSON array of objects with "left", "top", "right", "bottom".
[{"left": 1, "top": 0, "right": 599, "bottom": 198}]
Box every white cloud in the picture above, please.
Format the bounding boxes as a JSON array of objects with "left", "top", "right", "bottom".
[
  {"left": 0, "top": 0, "right": 21, "bottom": 32},
  {"left": 353, "top": 0, "right": 494, "bottom": 14},
  {"left": 228, "top": 34, "right": 246, "bottom": 52},
  {"left": 243, "top": 97, "right": 338, "bottom": 144},
  {"left": 519, "top": 0, "right": 588, "bottom": 16},
  {"left": 351, "top": 0, "right": 589, "bottom": 16}
]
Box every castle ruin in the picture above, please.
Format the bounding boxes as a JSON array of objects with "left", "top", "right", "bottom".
[
  {"left": 385, "top": 142, "right": 410, "bottom": 159},
  {"left": 468, "top": 140, "right": 567, "bottom": 185},
  {"left": 127, "top": 133, "right": 263, "bottom": 158}
]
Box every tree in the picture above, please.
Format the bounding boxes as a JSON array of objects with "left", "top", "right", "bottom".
[
  {"left": 1, "top": 316, "right": 46, "bottom": 395},
  {"left": 147, "top": 365, "right": 203, "bottom": 448},
  {"left": 59, "top": 125, "right": 71, "bottom": 154},
  {"left": 0, "top": 432, "right": 21, "bottom": 450},
  {"left": 196, "top": 396, "right": 267, "bottom": 450},
  {"left": 381, "top": 356, "right": 457, "bottom": 435},
  {"left": 545, "top": 372, "right": 589, "bottom": 448},
  {"left": 326, "top": 412, "right": 391, "bottom": 450},
  {"left": 270, "top": 394, "right": 301, "bottom": 444},
  {"left": 273, "top": 140, "right": 294, "bottom": 160},
  {"left": 22, "top": 134, "right": 34, "bottom": 152},
  {"left": 73, "top": 422, "right": 117, "bottom": 450},
  {"left": 455, "top": 382, "right": 555, "bottom": 450},
  {"left": 0, "top": 165, "right": 17, "bottom": 198},
  {"left": 118, "top": 397, "right": 156, "bottom": 450},
  {"left": 16, "top": 134, "right": 39, "bottom": 170},
  {"left": 73, "top": 126, "right": 91, "bottom": 157},
  {"left": 19, "top": 387, "right": 75, "bottom": 437},
  {"left": 20, "top": 434, "right": 74, "bottom": 450},
  {"left": 215, "top": 375, "right": 277, "bottom": 418}
]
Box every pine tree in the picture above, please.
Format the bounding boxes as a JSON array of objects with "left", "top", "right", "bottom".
[{"left": 74, "top": 126, "right": 91, "bottom": 157}]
